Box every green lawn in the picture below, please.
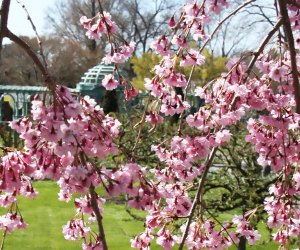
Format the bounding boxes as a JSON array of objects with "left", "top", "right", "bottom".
[
  {"left": 1, "top": 181, "right": 151, "bottom": 250},
  {"left": 0, "top": 181, "right": 288, "bottom": 250}
]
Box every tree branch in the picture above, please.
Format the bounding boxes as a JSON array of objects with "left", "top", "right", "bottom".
[
  {"left": 177, "top": 0, "right": 256, "bottom": 133},
  {"left": 199, "top": 0, "right": 256, "bottom": 54},
  {"left": 0, "top": 0, "right": 10, "bottom": 56},
  {"left": 5, "top": 30, "right": 55, "bottom": 90},
  {"left": 89, "top": 185, "right": 108, "bottom": 250},
  {"left": 278, "top": 0, "right": 300, "bottom": 114}
]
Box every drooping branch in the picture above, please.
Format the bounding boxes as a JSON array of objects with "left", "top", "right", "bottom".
[
  {"left": 0, "top": 0, "right": 55, "bottom": 90},
  {"left": 89, "top": 185, "right": 108, "bottom": 250},
  {"left": 278, "top": 0, "right": 300, "bottom": 114},
  {"left": 199, "top": 0, "right": 256, "bottom": 54},
  {"left": 5, "top": 30, "right": 55, "bottom": 90}
]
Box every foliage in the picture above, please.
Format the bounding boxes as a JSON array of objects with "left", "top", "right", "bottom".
[
  {"left": 204, "top": 123, "right": 273, "bottom": 211},
  {"left": 130, "top": 49, "right": 227, "bottom": 90},
  {"left": 130, "top": 52, "right": 162, "bottom": 90}
]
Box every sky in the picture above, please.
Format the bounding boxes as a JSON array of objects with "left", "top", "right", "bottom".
[{"left": 3, "top": 0, "right": 56, "bottom": 43}]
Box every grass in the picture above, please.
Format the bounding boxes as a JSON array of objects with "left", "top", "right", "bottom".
[
  {"left": 0, "top": 181, "right": 292, "bottom": 250},
  {"left": 0, "top": 181, "right": 154, "bottom": 250}
]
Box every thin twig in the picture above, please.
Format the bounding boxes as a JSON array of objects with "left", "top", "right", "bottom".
[
  {"left": 0, "top": 228, "right": 7, "bottom": 250},
  {"left": 131, "top": 95, "right": 152, "bottom": 158},
  {"left": 204, "top": 207, "right": 238, "bottom": 248},
  {"left": 16, "top": 0, "right": 49, "bottom": 73},
  {"left": 199, "top": 0, "right": 256, "bottom": 55}
]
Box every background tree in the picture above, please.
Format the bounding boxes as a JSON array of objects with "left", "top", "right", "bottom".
[
  {"left": 204, "top": 123, "right": 276, "bottom": 250},
  {"left": 0, "top": 36, "right": 102, "bottom": 86},
  {"left": 130, "top": 49, "right": 227, "bottom": 90},
  {"left": 46, "top": 0, "right": 177, "bottom": 54}
]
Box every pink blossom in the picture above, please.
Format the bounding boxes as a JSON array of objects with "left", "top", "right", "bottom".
[
  {"left": 145, "top": 112, "right": 164, "bottom": 125},
  {"left": 215, "top": 130, "right": 232, "bottom": 144},
  {"left": 80, "top": 16, "right": 92, "bottom": 29},
  {"left": 151, "top": 36, "right": 171, "bottom": 56},
  {"left": 62, "top": 219, "right": 90, "bottom": 241},
  {"left": 180, "top": 49, "right": 205, "bottom": 67},
  {"left": 101, "top": 74, "right": 119, "bottom": 90},
  {"left": 171, "top": 35, "right": 188, "bottom": 48}
]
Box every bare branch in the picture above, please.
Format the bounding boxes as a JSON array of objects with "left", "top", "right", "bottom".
[{"left": 16, "top": 0, "right": 49, "bottom": 75}]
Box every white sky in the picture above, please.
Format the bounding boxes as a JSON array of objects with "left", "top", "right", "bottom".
[{"left": 3, "top": 0, "right": 56, "bottom": 43}]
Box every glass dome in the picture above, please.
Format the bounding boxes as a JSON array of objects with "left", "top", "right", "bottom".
[{"left": 75, "top": 63, "right": 119, "bottom": 101}]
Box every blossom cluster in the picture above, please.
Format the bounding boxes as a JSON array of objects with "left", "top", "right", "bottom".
[
  {"left": 0, "top": 86, "right": 122, "bottom": 244},
  {"left": 80, "top": 10, "right": 136, "bottom": 95}
]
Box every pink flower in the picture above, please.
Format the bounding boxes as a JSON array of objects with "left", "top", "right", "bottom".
[
  {"left": 215, "top": 130, "right": 232, "bottom": 144},
  {"left": 146, "top": 112, "right": 164, "bottom": 125},
  {"left": 62, "top": 219, "right": 90, "bottom": 241},
  {"left": 171, "top": 35, "right": 188, "bottom": 48},
  {"left": 268, "top": 64, "right": 287, "bottom": 82},
  {"left": 101, "top": 74, "right": 119, "bottom": 90},
  {"left": 125, "top": 86, "right": 138, "bottom": 101},
  {"left": 164, "top": 72, "right": 187, "bottom": 87},
  {"left": 180, "top": 49, "right": 205, "bottom": 67},
  {"left": 156, "top": 227, "right": 175, "bottom": 250},
  {"left": 293, "top": 172, "right": 300, "bottom": 189},
  {"left": 151, "top": 36, "right": 171, "bottom": 56},
  {"left": 80, "top": 16, "right": 92, "bottom": 29},
  {"left": 169, "top": 16, "right": 176, "bottom": 27}
]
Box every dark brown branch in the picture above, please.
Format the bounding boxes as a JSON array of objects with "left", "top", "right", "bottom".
[
  {"left": 278, "top": 0, "right": 300, "bottom": 114},
  {"left": 0, "top": 0, "right": 54, "bottom": 90},
  {"left": 89, "top": 185, "right": 108, "bottom": 250},
  {"left": 0, "top": 0, "right": 10, "bottom": 56},
  {"left": 5, "top": 29, "right": 55, "bottom": 90}
]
